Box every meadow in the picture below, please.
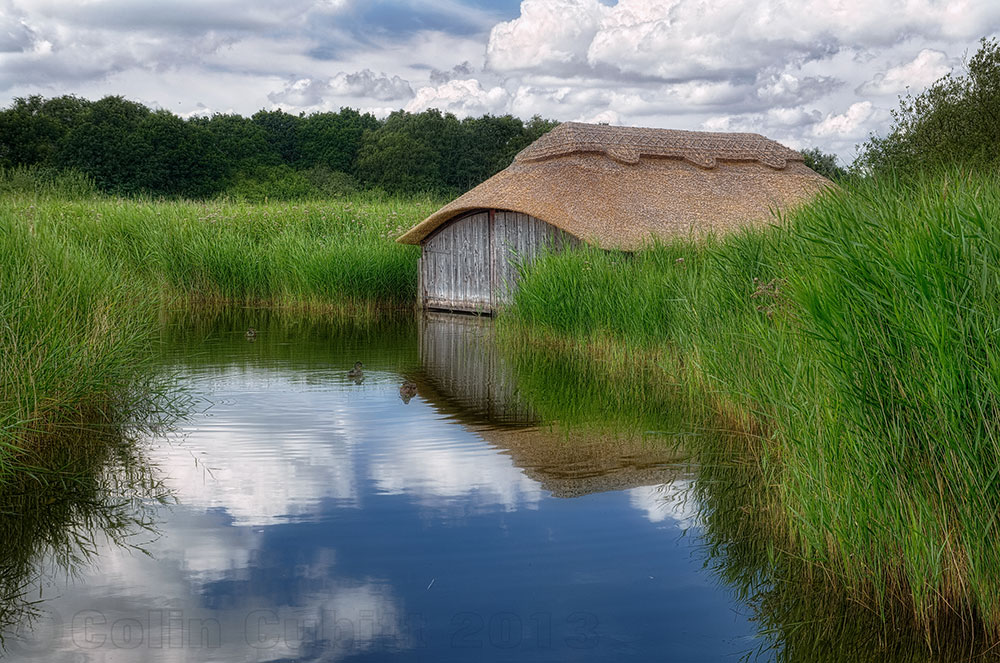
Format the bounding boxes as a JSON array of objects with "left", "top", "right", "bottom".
[{"left": 504, "top": 169, "right": 1000, "bottom": 637}]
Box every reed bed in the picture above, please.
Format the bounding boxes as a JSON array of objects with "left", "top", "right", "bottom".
[
  {"left": 506, "top": 169, "right": 1000, "bottom": 635},
  {"left": 7, "top": 194, "right": 433, "bottom": 309},
  {"left": 0, "top": 172, "right": 437, "bottom": 472}
]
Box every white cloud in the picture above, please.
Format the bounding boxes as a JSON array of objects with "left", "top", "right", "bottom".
[
  {"left": 404, "top": 78, "right": 509, "bottom": 117},
  {"left": 574, "top": 108, "right": 620, "bottom": 124},
  {"left": 858, "top": 48, "right": 954, "bottom": 95},
  {"left": 269, "top": 70, "right": 413, "bottom": 109},
  {"left": 486, "top": 0, "right": 607, "bottom": 74},
  {"left": 489, "top": 0, "right": 997, "bottom": 83},
  {"left": 812, "top": 100, "right": 875, "bottom": 137},
  {"left": 429, "top": 60, "right": 476, "bottom": 84},
  {"left": 756, "top": 73, "right": 842, "bottom": 106},
  {"left": 481, "top": 0, "right": 1000, "bottom": 161},
  {"left": 327, "top": 70, "right": 413, "bottom": 101}
]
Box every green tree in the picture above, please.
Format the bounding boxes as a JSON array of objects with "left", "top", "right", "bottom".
[
  {"left": 456, "top": 114, "right": 527, "bottom": 189},
  {"left": 138, "top": 110, "right": 226, "bottom": 198},
  {"left": 202, "top": 113, "right": 280, "bottom": 176},
  {"left": 251, "top": 109, "right": 301, "bottom": 165},
  {"left": 56, "top": 96, "right": 153, "bottom": 194},
  {"left": 0, "top": 95, "right": 91, "bottom": 168},
  {"left": 356, "top": 109, "right": 459, "bottom": 194},
  {"left": 0, "top": 93, "right": 561, "bottom": 199},
  {"left": 857, "top": 37, "right": 1000, "bottom": 174},
  {"left": 801, "top": 147, "right": 847, "bottom": 181},
  {"left": 356, "top": 128, "right": 440, "bottom": 194},
  {"left": 296, "top": 108, "right": 379, "bottom": 174}
]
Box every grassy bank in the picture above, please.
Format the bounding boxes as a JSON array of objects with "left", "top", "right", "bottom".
[
  {"left": 505, "top": 170, "right": 1000, "bottom": 635},
  {"left": 501, "top": 337, "right": 994, "bottom": 660},
  {"left": 4, "top": 192, "right": 434, "bottom": 310},
  {"left": 0, "top": 171, "right": 438, "bottom": 466}
]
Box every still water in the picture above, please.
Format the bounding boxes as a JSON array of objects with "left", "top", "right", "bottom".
[{"left": 2, "top": 311, "right": 764, "bottom": 661}]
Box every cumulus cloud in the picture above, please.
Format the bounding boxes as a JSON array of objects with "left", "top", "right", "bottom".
[
  {"left": 574, "top": 108, "right": 620, "bottom": 124},
  {"left": 269, "top": 70, "right": 413, "bottom": 108},
  {"left": 486, "top": 0, "right": 606, "bottom": 74},
  {"left": 756, "top": 73, "right": 842, "bottom": 106},
  {"left": 478, "top": 0, "right": 1000, "bottom": 159},
  {"left": 405, "top": 78, "right": 509, "bottom": 117},
  {"left": 328, "top": 70, "right": 413, "bottom": 100},
  {"left": 487, "top": 0, "right": 998, "bottom": 82},
  {"left": 858, "top": 48, "right": 954, "bottom": 95},
  {"left": 429, "top": 60, "right": 476, "bottom": 84},
  {"left": 812, "top": 100, "right": 875, "bottom": 137}
]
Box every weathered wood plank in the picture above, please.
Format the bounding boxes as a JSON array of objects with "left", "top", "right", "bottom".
[{"left": 420, "top": 209, "right": 579, "bottom": 312}]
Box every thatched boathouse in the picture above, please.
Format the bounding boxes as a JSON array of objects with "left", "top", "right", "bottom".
[{"left": 397, "top": 122, "right": 829, "bottom": 314}]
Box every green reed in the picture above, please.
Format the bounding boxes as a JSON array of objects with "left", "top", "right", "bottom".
[
  {"left": 0, "top": 168, "right": 438, "bottom": 468},
  {"left": 506, "top": 169, "right": 1000, "bottom": 635}
]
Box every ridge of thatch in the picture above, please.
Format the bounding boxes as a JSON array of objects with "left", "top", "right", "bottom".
[
  {"left": 515, "top": 121, "right": 804, "bottom": 169},
  {"left": 397, "top": 122, "right": 831, "bottom": 250}
]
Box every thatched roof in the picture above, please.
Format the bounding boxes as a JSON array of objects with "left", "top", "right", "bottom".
[{"left": 397, "top": 122, "right": 831, "bottom": 250}]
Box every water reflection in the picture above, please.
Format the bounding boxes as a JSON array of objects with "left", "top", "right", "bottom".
[
  {"left": 0, "top": 423, "right": 170, "bottom": 652},
  {"left": 416, "top": 312, "right": 537, "bottom": 425},
  {"left": 500, "top": 331, "right": 1000, "bottom": 662},
  {"left": 415, "top": 313, "right": 689, "bottom": 498},
  {"left": 692, "top": 429, "right": 994, "bottom": 663},
  {"left": 3, "top": 310, "right": 749, "bottom": 661},
  {"left": 4, "top": 307, "right": 993, "bottom": 661}
]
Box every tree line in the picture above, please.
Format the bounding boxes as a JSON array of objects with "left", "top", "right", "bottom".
[
  {"left": 3, "top": 36, "right": 997, "bottom": 201},
  {"left": 0, "top": 96, "right": 558, "bottom": 199}
]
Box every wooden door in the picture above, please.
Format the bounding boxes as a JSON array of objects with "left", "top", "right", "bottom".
[{"left": 419, "top": 211, "right": 492, "bottom": 312}]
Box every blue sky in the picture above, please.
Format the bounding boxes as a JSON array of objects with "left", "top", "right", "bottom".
[{"left": 2, "top": 0, "right": 999, "bottom": 163}]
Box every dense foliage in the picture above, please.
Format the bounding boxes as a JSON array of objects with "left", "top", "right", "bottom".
[
  {"left": 857, "top": 37, "right": 1000, "bottom": 174},
  {"left": 0, "top": 96, "right": 557, "bottom": 198},
  {"left": 800, "top": 147, "right": 847, "bottom": 181}
]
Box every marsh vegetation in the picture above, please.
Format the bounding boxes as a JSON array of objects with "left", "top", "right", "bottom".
[
  {"left": 2, "top": 36, "right": 1000, "bottom": 659},
  {"left": 0, "top": 171, "right": 436, "bottom": 478},
  {"left": 504, "top": 169, "right": 1000, "bottom": 641}
]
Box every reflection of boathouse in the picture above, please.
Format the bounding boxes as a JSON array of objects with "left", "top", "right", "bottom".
[
  {"left": 415, "top": 313, "right": 687, "bottom": 497},
  {"left": 417, "top": 312, "right": 537, "bottom": 424}
]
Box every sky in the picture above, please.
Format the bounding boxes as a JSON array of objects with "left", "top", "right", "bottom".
[{"left": 2, "top": 0, "right": 999, "bottom": 164}]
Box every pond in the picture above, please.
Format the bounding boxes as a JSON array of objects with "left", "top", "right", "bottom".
[{"left": 0, "top": 311, "right": 828, "bottom": 661}]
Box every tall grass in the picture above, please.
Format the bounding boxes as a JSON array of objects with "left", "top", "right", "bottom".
[
  {"left": 505, "top": 170, "right": 1000, "bottom": 634},
  {"left": 2, "top": 193, "right": 434, "bottom": 310},
  {"left": 0, "top": 213, "right": 155, "bottom": 456},
  {"left": 0, "top": 170, "right": 438, "bottom": 469}
]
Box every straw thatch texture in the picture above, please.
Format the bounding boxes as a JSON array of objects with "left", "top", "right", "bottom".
[{"left": 397, "top": 122, "right": 831, "bottom": 250}]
